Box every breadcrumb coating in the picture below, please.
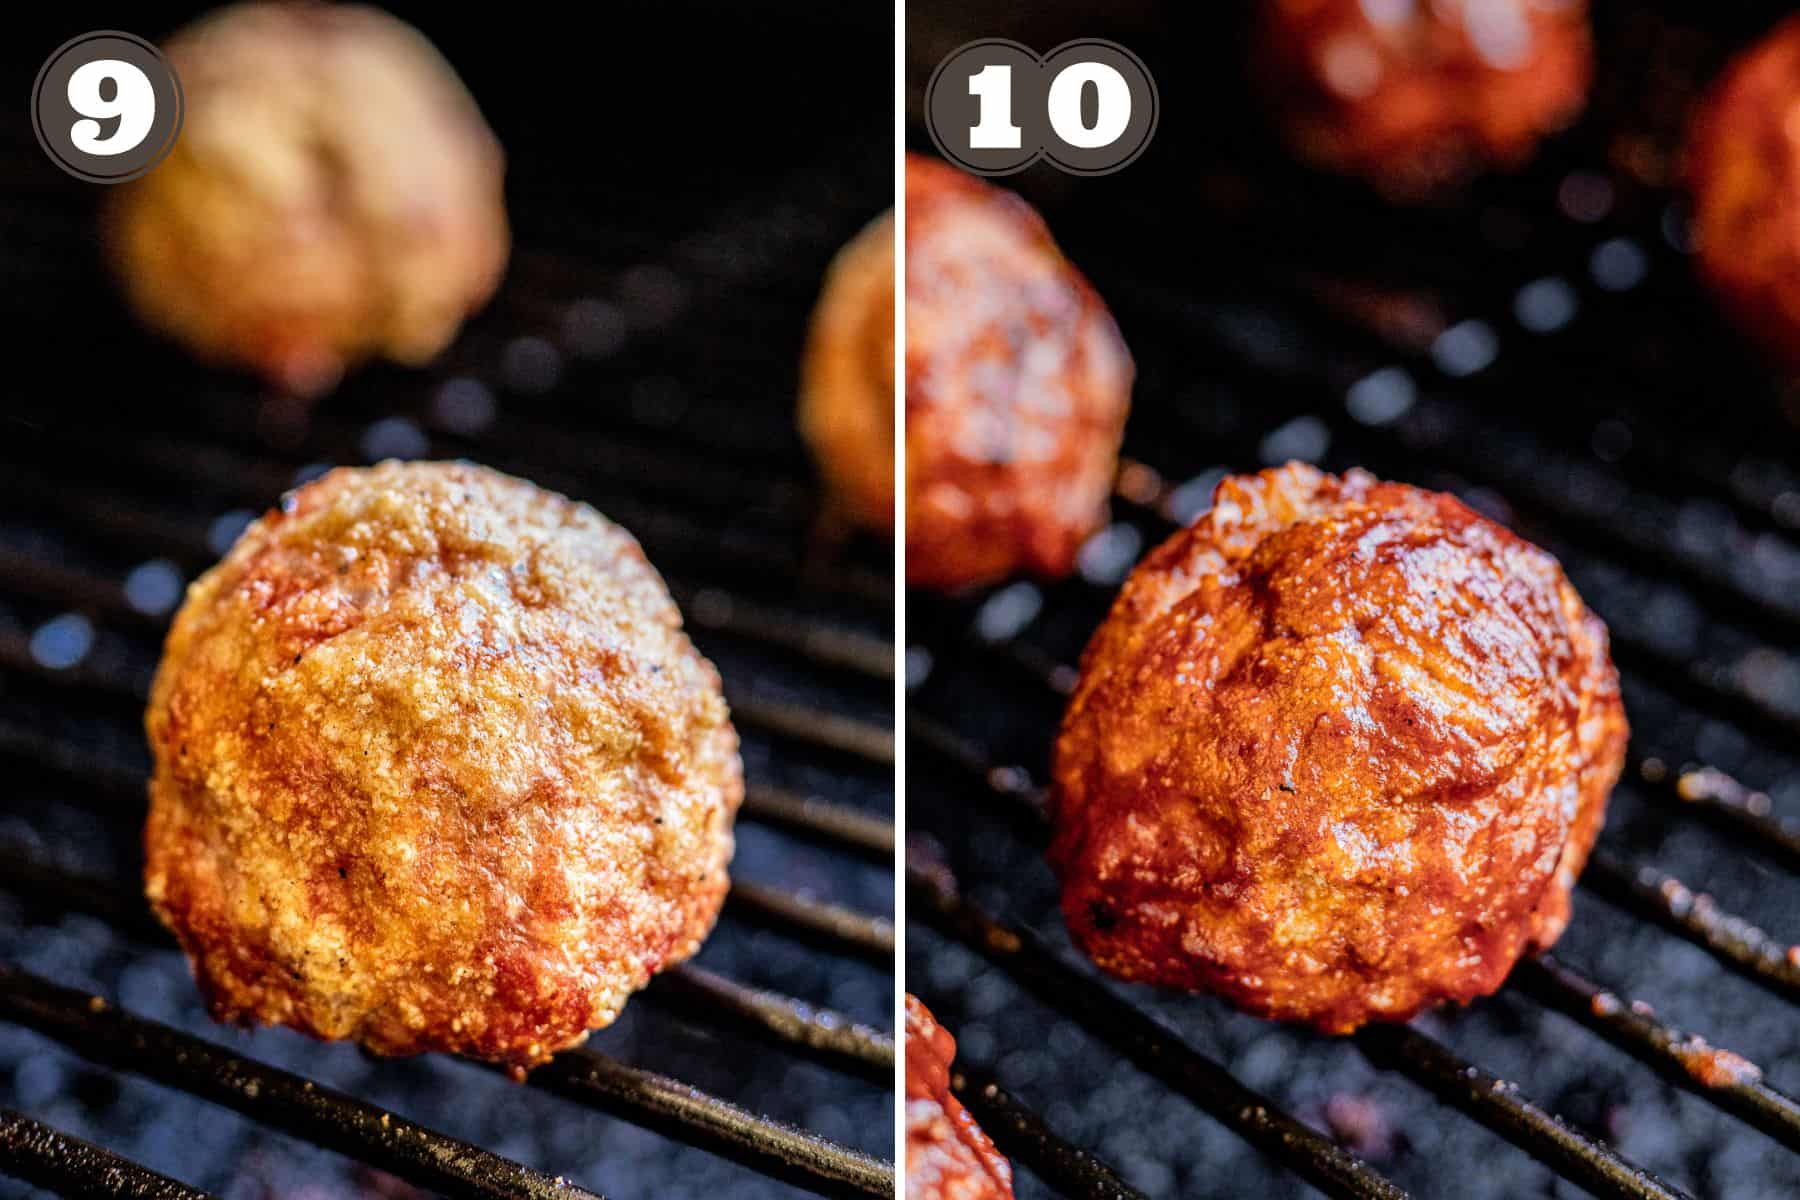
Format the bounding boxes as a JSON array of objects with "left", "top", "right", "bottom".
[
  {"left": 800, "top": 211, "right": 897, "bottom": 533},
  {"left": 904, "top": 155, "right": 1133, "bottom": 589},
  {"left": 145, "top": 461, "right": 741, "bottom": 1069},
  {"left": 1255, "top": 0, "right": 1591, "bottom": 199},
  {"left": 1051, "top": 464, "right": 1625, "bottom": 1031},
  {"left": 1686, "top": 14, "right": 1800, "bottom": 372},
  {"left": 905, "top": 996, "right": 1014, "bottom": 1200}
]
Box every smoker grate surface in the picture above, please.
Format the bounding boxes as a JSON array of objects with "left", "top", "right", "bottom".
[
  {"left": 0, "top": 6, "right": 894, "bottom": 1196},
  {"left": 904, "top": 3, "right": 1800, "bottom": 1198}
]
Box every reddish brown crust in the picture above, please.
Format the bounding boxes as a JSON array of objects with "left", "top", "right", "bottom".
[
  {"left": 105, "top": 3, "right": 508, "bottom": 395},
  {"left": 904, "top": 154, "right": 1133, "bottom": 590},
  {"left": 1686, "top": 15, "right": 1800, "bottom": 372},
  {"left": 1254, "top": 0, "right": 1591, "bottom": 199},
  {"left": 144, "top": 461, "right": 742, "bottom": 1069},
  {"left": 905, "top": 996, "right": 1014, "bottom": 1200},
  {"left": 800, "top": 212, "right": 897, "bottom": 533},
  {"left": 1050, "top": 464, "right": 1626, "bottom": 1032}
]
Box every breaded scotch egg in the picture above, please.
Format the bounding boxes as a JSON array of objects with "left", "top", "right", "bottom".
[
  {"left": 1255, "top": 0, "right": 1592, "bottom": 199},
  {"left": 1051, "top": 464, "right": 1626, "bottom": 1032},
  {"left": 904, "top": 154, "right": 1133, "bottom": 590},
  {"left": 1686, "top": 14, "right": 1800, "bottom": 372},
  {"left": 905, "top": 996, "right": 1014, "bottom": 1200},
  {"left": 800, "top": 210, "right": 897, "bottom": 533},
  {"left": 106, "top": 3, "right": 509, "bottom": 395},
  {"left": 144, "top": 461, "right": 741, "bottom": 1070}
]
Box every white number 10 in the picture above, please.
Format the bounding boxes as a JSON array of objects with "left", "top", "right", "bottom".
[
  {"left": 68, "top": 59, "right": 156, "bottom": 156},
  {"left": 968, "top": 60, "right": 1135, "bottom": 153}
]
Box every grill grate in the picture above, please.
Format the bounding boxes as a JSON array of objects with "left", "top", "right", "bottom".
[
  {"left": 905, "top": 4, "right": 1800, "bottom": 1198},
  {"left": 0, "top": 7, "right": 895, "bottom": 1192}
]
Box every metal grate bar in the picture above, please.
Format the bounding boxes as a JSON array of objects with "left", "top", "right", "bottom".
[
  {"left": 908, "top": 860, "right": 1407, "bottom": 1200},
  {"left": 0, "top": 1108, "right": 213, "bottom": 1200},
  {"left": 1354, "top": 1024, "right": 1691, "bottom": 1200},
  {"left": 947, "top": 1063, "right": 1149, "bottom": 1200},
  {"left": 674, "top": 586, "right": 894, "bottom": 681},
  {"left": 726, "top": 881, "right": 895, "bottom": 965},
  {"left": 0, "top": 968, "right": 602, "bottom": 1200},
  {"left": 0, "top": 525, "right": 889, "bottom": 705},
  {"left": 524, "top": 1049, "right": 892, "bottom": 1200},
  {"left": 1582, "top": 854, "right": 1800, "bottom": 1005},
  {"left": 739, "top": 784, "right": 894, "bottom": 864},
  {"left": 1630, "top": 758, "right": 1800, "bottom": 873},
  {"left": 654, "top": 964, "right": 893, "bottom": 1084},
  {"left": 1513, "top": 955, "right": 1800, "bottom": 1152},
  {"left": 724, "top": 694, "right": 896, "bottom": 766},
  {"left": 0, "top": 455, "right": 890, "bottom": 612}
]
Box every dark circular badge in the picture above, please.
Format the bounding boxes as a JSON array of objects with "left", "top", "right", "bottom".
[
  {"left": 32, "top": 31, "right": 184, "bottom": 184},
  {"left": 925, "top": 37, "right": 1158, "bottom": 177}
]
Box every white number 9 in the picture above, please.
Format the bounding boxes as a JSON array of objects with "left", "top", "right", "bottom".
[{"left": 67, "top": 59, "right": 155, "bottom": 156}]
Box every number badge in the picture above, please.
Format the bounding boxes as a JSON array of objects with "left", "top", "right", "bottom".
[
  {"left": 925, "top": 38, "right": 1158, "bottom": 177},
  {"left": 32, "top": 31, "right": 184, "bottom": 184}
]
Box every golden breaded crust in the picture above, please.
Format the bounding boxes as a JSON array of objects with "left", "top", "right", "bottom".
[
  {"left": 905, "top": 155, "right": 1132, "bottom": 590},
  {"left": 1686, "top": 14, "right": 1800, "bottom": 371},
  {"left": 1051, "top": 464, "right": 1625, "bottom": 1032},
  {"left": 145, "top": 461, "right": 741, "bottom": 1069},
  {"left": 106, "top": 3, "right": 508, "bottom": 394},
  {"left": 800, "top": 211, "right": 897, "bottom": 533},
  {"left": 1255, "top": 0, "right": 1591, "bottom": 199},
  {"left": 905, "top": 996, "right": 1014, "bottom": 1200}
]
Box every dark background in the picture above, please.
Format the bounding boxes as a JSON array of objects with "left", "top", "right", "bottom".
[
  {"left": 907, "top": 2, "right": 1800, "bottom": 1199},
  {"left": 1, "top": 3, "right": 893, "bottom": 1198}
]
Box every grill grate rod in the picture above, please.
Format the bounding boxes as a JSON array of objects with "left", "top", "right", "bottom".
[
  {"left": 0, "top": 968, "right": 603, "bottom": 1200},
  {"left": 1581, "top": 853, "right": 1800, "bottom": 1006},
  {"left": 1514, "top": 955, "right": 1800, "bottom": 1152},
  {"left": 1629, "top": 759, "right": 1800, "bottom": 873},
  {"left": 524, "top": 1049, "right": 893, "bottom": 1200},
  {"left": 1354, "top": 1024, "right": 1691, "bottom": 1200},
  {"left": 724, "top": 694, "right": 895, "bottom": 766},
  {"left": 1103, "top": 268, "right": 1800, "bottom": 651},
  {"left": 727, "top": 881, "right": 895, "bottom": 965},
  {"left": 908, "top": 861, "right": 1407, "bottom": 1200},
  {"left": 1253, "top": 241, "right": 1797, "bottom": 544},
  {"left": 652, "top": 964, "right": 893, "bottom": 1083},
  {"left": 740, "top": 784, "right": 894, "bottom": 864},
  {"left": 947, "top": 1062, "right": 1148, "bottom": 1200},
  {"left": 0, "top": 842, "right": 893, "bottom": 1085},
  {"left": 0, "top": 1108, "right": 213, "bottom": 1200},
  {"left": 0, "top": 513, "right": 891, "bottom": 703},
  {"left": 0, "top": 455, "right": 891, "bottom": 614},
  {"left": 673, "top": 586, "right": 894, "bottom": 681}
]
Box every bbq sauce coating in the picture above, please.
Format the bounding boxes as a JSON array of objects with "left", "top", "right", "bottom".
[
  {"left": 1255, "top": 0, "right": 1591, "bottom": 199},
  {"left": 905, "top": 996, "right": 1015, "bottom": 1200},
  {"left": 1051, "top": 464, "right": 1626, "bottom": 1032},
  {"left": 145, "top": 462, "right": 742, "bottom": 1069},
  {"left": 800, "top": 211, "right": 896, "bottom": 533},
  {"left": 1687, "top": 14, "right": 1800, "bottom": 372},
  {"left": 905, "top": 154, "right": 1133, "bottom": 589},
  {"left": 107, "top": 3, "right": 508, "bottom": 395}
]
